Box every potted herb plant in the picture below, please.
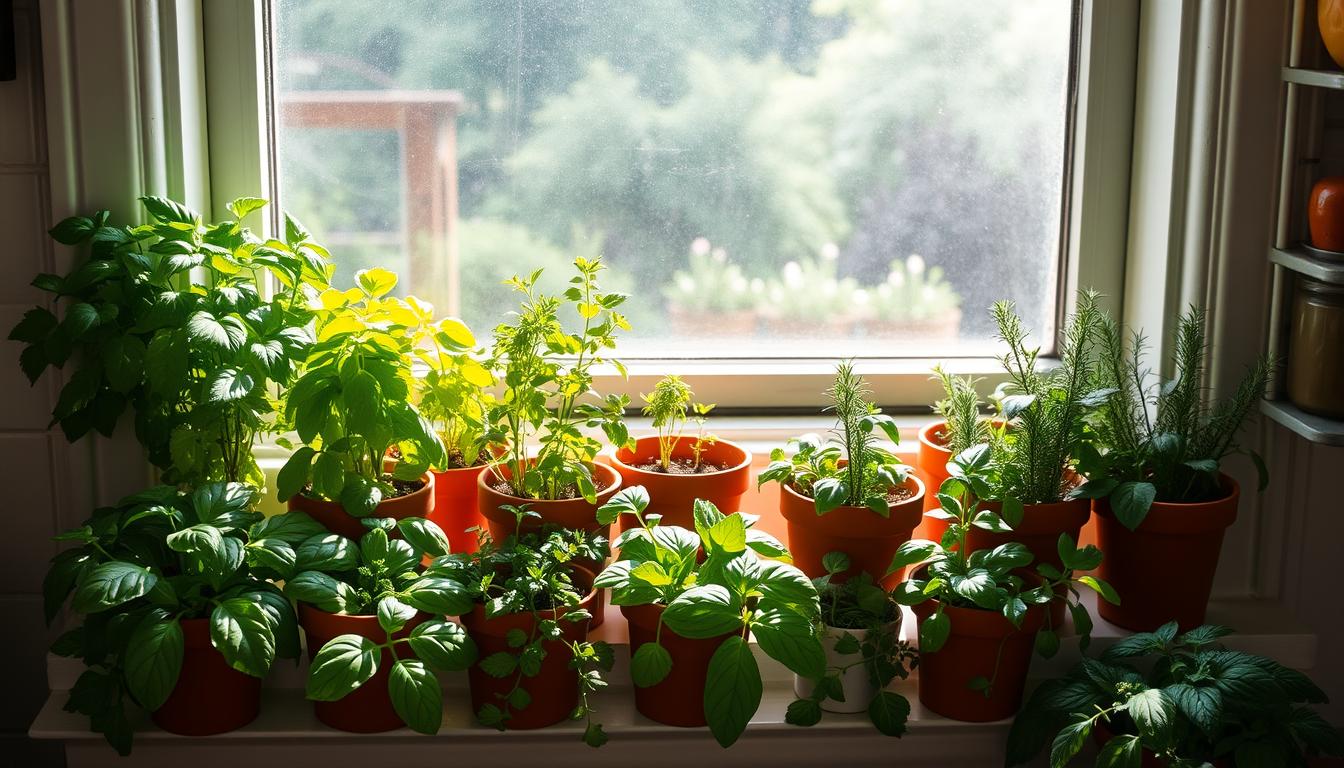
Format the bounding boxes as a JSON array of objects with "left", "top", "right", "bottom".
[
  {"left": 786, "top": 552, "right": 916, "bottom": 736},
  {"left": 10, "top": 196, "right": 329, "bottom": 487},
  {"left": 44, "top": 483, "right": 301, "bottom": 753},
  {"left": 478, "top": 258, "right": 631, "bottom": 543},
  {"left": 1073, "top": 307, "right": 1273, "bottom": 631},
  {"left": 411, "top": 314, "right": 497, "bottom": 553},
  {"left": 759, "top": 361, "right": 924, "bottom": 588},
  {"left": 609, "top": 375, "right": 751, "bottom": 531},
  {"left": 916, "top": 365, "right": 993, "bottom": 519},
  {"left": 664, "top": 239, "right": 758, "bottom": 338},
  {"left": 420, "top": 516, "right": 614, "bottom": 745},
  {"left": 283, "top": 515, "right": 478, "bottom": 734},
  {"left": 889, "top": 444, "right": 1119, "bottom": 722},
  {"left": 595, "top": 489, "right": 824, "bottom": 747},
  {"left": 1006, "top": 623, "right": 1344, "bottom": 766},
  {"left": 921, "top": 295, "right": 1104, "bottom": 626},
  {"left": 277, "top": 267, "right": 447, "bottom": 539}
]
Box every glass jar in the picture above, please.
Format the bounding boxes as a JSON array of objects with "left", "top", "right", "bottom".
[{"left": 1288, "top": 276, "right": 1344, "bottom": 418}]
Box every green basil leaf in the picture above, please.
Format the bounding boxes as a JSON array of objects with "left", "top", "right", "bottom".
[
  {"left": 123, "top": 611, "right": 183, "bottom": 712},
  {"left": 285, "top": 571, "right": 361, "bottom": 614},
  {"left": 663, "top": 585, "right": 743, "bottom": 639},
  {"left": 71, "top": 561, "right": 158, "bottom": 614},
  {"left": 630, "top": 641, "right": 673, "bottom": 688},
  {"left": 210, "top": 597, "right": 276, "bottom": 677},
  {"left": 704, "top": 635, "right": 761, "bottom": 748},
  {"left": 377, "top": 596, "right": 418, "bottom": 635},
  {"left": 402, "top": 576, "right": 474, "bottom": 616},
  {"left": 407, "top": 619, "right": 477, "bottom": 671},
  {"left": 751, "top": 608, "right": 825, "bottom": 679},
  {"left": 868, "top": 690, "right": 911, "bottom": 737},
  {"left": 388, "top": 659, "right": 442, "bottom": 735},
  {"left": 397, "top": 517, "right": 452, "bottom": 558},
  {"left": 307, "top": 634, "right": 380, "bottom": 701}
]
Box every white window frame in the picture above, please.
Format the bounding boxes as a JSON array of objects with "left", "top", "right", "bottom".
[{"left": 200, "top": 0, "right": 1139, "bottom": 412}]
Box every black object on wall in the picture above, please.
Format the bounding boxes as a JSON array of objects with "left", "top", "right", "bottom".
[{"left": 1, "top": 0, "right": 15, "bottom": 82}]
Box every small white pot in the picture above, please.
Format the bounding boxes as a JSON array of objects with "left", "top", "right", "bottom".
[{"left": 792, "top": 616, "right": 902, "bottom": 714}]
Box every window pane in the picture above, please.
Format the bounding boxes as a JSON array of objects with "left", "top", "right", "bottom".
[{"left": 273, "top": 0, "right": 1074, "bottom": 359}]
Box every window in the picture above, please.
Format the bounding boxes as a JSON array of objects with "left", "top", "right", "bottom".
[{"left": 269, "top": 1, "right": 1079, "bottom": 370}]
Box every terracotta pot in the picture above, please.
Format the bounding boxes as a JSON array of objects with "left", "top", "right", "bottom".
[
  {"left": 298, "top": 603, "right": 429, "bottom": 733},
  {"left": 610, "top": 436, "right": 752, "bottom": 532},
  {"left": 912, "top": 594, "right": 1044, "bottom": 722},
  {"left": 1321, "top": 0, "right": 1344, "bottom": 70},
  {"left": 1094, "top": 475, "right": 1239, "bottom": 631},
  {"left": 430, "top": 465, "right": 488, "bottom": 554},
  {"left": 150, "top": 618, "right": 262, "bottom": 736},
  {"left": 915, "top": 422, "right": 953, "bottom": 518},
  {"left": 286, "top": 473, "right": 435, "bottom": 541},
  {"left": 478, "top": 461, "right": 621, "bottom": 542},
  {"left": 792, "top": 618, "right": 901, "bottom": 714},
  {"left": 462, "top": 568, "right": 597, "bottom": 730},
  {"left": 778, "top": 475, "right": 925, "bottom": 590},
  {"left": 1309, "top": 177, "right": 1344, "bottom": 252},
  {"left": 620, "top": 602, "right": 744, "bottom": 727}
]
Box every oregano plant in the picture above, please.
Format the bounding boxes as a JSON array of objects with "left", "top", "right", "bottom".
[{"left": 484, "top": 258, "right": 632, "bottom": 501}]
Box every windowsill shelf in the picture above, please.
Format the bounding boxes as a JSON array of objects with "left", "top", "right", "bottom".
[
  {"left": 30, "top": 593, "right": 1315, "bottom": 767},
  {"left": 1282, "top": 66, "right": 1344, "bottom": 89},
  {"left": 1260, "top": 399, "right": 1344, "bottom": 447},
  {"left": 1269, "top": 246, "right": 1344, "bottom": 284}
]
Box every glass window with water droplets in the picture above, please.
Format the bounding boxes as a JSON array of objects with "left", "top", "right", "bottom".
[{"left": 273, "top": 0, "right": 1075, "bottom": 359}]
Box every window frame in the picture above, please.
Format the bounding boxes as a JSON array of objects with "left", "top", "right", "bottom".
[{"left": 202, "top": 0, "right": 1139, "bottom": 411}]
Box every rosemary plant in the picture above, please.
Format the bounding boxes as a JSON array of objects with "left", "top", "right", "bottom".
[{"left": 931, "top": 365, "right": 990, "bottom": 458}]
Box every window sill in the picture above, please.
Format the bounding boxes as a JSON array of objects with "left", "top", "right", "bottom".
[{"left": 30, "top": 592, "right": 1315, "bottom": 767}]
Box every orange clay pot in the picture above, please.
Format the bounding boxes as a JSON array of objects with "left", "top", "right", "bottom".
[
  {"left": 621, "top": 603, "right": 746, "bottom": 727},
  {"left": 429, "top": 465, "right": 489, "bottom": 554},
  {"left": 286, "top": 473, "right": 434, "bottom": 541},
  {"left": 609, "top": 436, "right": 752, "bottom": 532},
  {"left": 150, "top": 618, "right": 262, "bottom": 736},
  {"left": 1309, "top": 177, "right": 1344, "bottom": 252},
  {"left": 1321, "top": 0, "right": 1344, "bottom": 70},
  {"left": 477, "top": 461, "right": 622, "bottom": 543},
  {"left": 778, "top": 475, "right": 925, "bottom": 590},
  {"left": 298, "top": 604, "right": 429, "bottom": 733},
  {"left": 462, "top": 567, "right": 597, "bottom": 730},
  {"left": 1093, "top": 475, "right": 1239, "bottom": 631},
  {"left": 912, "top": 589, "right": 1045, "bottom": 722}
]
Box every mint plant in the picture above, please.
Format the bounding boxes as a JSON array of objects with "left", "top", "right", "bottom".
[
  {"left": 640, "top": 375, "right": 717, "bottom": 472},
  {"left": 888, "top": 444, "right": 1119, "bottom": 692},
  {"left": 1073, "top": 306, "right": 1273, "bottom": 529},
  {"left": 10, "top": 196, "right": 330, "bottom": 488},
  {"left": 484, "top": 258, "right": 632, "bottom": 501},
  {"left": 786, "top": 552, "right": 916, "bottom": 736},
  {"left": 276, "top": 268, "right": 446, "bottom": 516},
  {"left": 44, "top": 482, "right": 302, "bottom": 755},
  {"left": 1007, "top": 623, "right": 1344, "bottom": 767},
  {"left": 412, "top": 315, "right": 496, "bottom": 469},
  {"left": 595, "top": 488, "right": 824, "bottom": 748},
  {"left": 758, "top": 361, "right": 909, "bottom": 514},
  {"left": 419, "top": 522, "right": 614, "bottom": 746},
  {"left": 283, "top": 516, "right": 478, "bottom": 734}
]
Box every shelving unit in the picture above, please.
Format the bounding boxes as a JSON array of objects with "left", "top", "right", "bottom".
[{"left": 1264, "top": 9, "right": 1344, "bottom": 446}]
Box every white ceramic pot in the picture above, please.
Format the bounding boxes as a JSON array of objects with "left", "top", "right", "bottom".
[{"left": 792, "top": 616, "right": 902, "bottom": 714}]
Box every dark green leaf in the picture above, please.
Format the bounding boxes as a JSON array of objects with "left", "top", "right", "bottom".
[
  {"left": 388, "top": 659, "right": 442, "bottom": 735},
  {"left": 407, "top": 620, "right": 477, "bottom": 671},
  {"left": 123, "top": 611, "right": 183, "bottom": 712},
  {"left": 307, "top": 634, "right": 380, "bottom": 701},
  {"left": 868, "top": 690, "right": 911, "bottom": 737},
  {"left": 704, "top": 636, "right": 762, "bottom": 748},
  {"left": 71, "top": 561, "right": 157, "bottom": 614},
  {"left": 210, "top": 597, "right": 275, "bottom": 677},
  {"left": 631, "top": 641, "right": 673, "bottom": 688}
]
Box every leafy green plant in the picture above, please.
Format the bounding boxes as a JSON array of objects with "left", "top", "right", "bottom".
[
  {"left": 640, "top": 375, "right": 717, "bottom": 472},
  {"left": 931, "top": 365, "right": 991, "bottom": 458},
  {"left": 276, "top": 267, "right": 446, "bottom": 516},
  {"left": 595, "top": 488, "right": 823, "bottom": 748},
  {"left": 282, "top": 516, "right": 478, "bottom": 734},
  {"left": 1007, "top": 623, "right": 1344, "bottom": 767},
  {"left": 888, "top": 444, "right": 1119, "bottom": 694},
  {"left": 1073, "top": 306, "right": 1273, "bottom": 529},
  {"left": 758, "top": 361, "right": 909, "bottom": 515},
  {"left": 44, "top": 482, "right": 301, "bottom": 755},
  {"left": 664, "top": 240, "right": 756, "bottom": 314},
  {"left": 785, "top": 552, "right": 916, "bottom": 736},
  {"left": 9, "top": 196, "right": 330, "bottom": 488},
  {"left": 419, "top": 520, "right": 614, "bottom": 746},
  {"left": 412, "top": 315, "right": 497, "bottom": 469},
  {"left": 988, "top": 291, "right": 1103, "bottom": 504},
  {"left": 484, "top": 257, "right": 632, "bottom": 501}
]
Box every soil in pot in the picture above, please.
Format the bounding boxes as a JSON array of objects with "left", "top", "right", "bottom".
[
  {"left": 298, "top": 603, "right": 430, "bottom": 733},
  {"left": 477, "top": 460, "right": 622, "bottom": 543},
  {"left": 1094, "top": 475, "right": 1239, "bottom": 631},
  {"left": 150, "top": 618, "right": 262, "bottom": 736},
  {"left": 287, "top": 473, "right": 434, "bottom": 541},
  {"left": 610, "top": 436, "right": 752, "bottom": 532},
  {"left": 912, "top": 594, "right": 1044, "bottom": 722},
  {"left": 622, "top": 602, "right": 746, "bottom": 727},
  {"left": 778, "top": 475, "right": 924, "bottom": 589},
  {"left": 462, "top": 568, "right": 598, "bottom": 730}
]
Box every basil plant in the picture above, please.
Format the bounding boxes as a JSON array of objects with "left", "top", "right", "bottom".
[
  {"left": 44, "top": 483, "right": 300, "bottom": 755},
  {"left": 10, "top": 196, "right": 331, "bottom": 489},
  {"left": 282, "top": 516, "right": 479, "bottom": 735},
  {"left": 595, "top": 488, "right": 824, "bottom": 748},
  {"left": 277, "top": 267, "right": 446, "bottom": 516}
]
